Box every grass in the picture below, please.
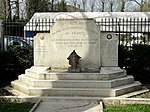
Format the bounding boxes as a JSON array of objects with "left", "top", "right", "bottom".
[
  {"left": 0, "top": 98, "right": 33, "bottom": 112},
  {"left": 104, "top": 104, "right": 150, "bottom": 112}
]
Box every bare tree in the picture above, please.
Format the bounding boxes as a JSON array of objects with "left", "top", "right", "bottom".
[
  {"left": 108, "top": 0, "right": 115, "bottom": 12},
  {"left": 89, "top": 0, "right": 95, "bottom": 12},
  {"left": 97, "top": 0, "right": 105, "bottom": 12},
  {"left": 81, "top": 0, "right": 87, "bottom": 11},
  {"left": 0, "top": 0, "right": 6, "bottom": 19},
  {"left": 129, "top": 0, "right": 148, "bottom": 11},
  {"left": 6, "top": 0, "right": 11, "bottom": 19},
  {"left": 25, "top": 0, "right": 50, "bottom": 20},
  {"left": 51, "top": 0, "right": 55, "bottom": 12},
  {"left": 19, "top": 0, "right": 26, "bottom": 19},
  {"left": 69, "top": 0, "right": 78, "bottom": 7},
  {"left": 121, "top": 0, "right": 125, "bottom": 11},
  {"left": 16, "top": 0, "right": 19, "bottom": 19}
]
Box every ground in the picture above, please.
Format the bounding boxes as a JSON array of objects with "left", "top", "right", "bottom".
[{"left": 133, "top": 84, "right": 150, "bottom": 98}]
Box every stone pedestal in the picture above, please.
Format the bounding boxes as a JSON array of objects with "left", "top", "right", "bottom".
[
  {"left": 10, "top": 66, "right": 141, "bottom": 97},
  {"left": 9, "top": 15, "right": 143, "bottom": 98}
]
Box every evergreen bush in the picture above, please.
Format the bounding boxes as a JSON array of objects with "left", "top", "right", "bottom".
[{"left": 119, "top": 44, "right": 150, "bottom": 83}]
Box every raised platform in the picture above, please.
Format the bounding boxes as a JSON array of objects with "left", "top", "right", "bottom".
[{"left": 10, "top": 66, "right": 142, "bottom": 97}]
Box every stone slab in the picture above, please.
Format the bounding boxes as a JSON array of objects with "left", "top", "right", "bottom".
[
  {"left": 18, "top": 74, "right": 134, "bottom": 88},
  {"left": 101, "top": 33, "right": 118, "bottom": 66},
  {"left": 34, "top": 19, "right": 101, "bottom": 71},
  {"left": 25, "top": 66, "right": 126, "bottom": 80},
  {"left": 33, "top": 100, "right": 101, "bottom": 112},
  {"left": 11, "top": 80, "right": 141, "bottom": 97}
]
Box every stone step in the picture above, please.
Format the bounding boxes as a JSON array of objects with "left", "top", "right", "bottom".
[
  {"left": 11, "top": 80, "right": 141, "bottom": 97},
  {"left": 18, "top": 74, "right": 134, "bottom": 88},
  {"left": 24, "top": 69, "right": 127, "bottom": 80}
]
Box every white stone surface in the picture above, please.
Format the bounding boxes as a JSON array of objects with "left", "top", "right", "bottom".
[
  {"left": 31, "top": 12, "right": 150, "bottom": 21},
  {"left": 18, "top": 74, "right": 134, "bottom": 88},
  {"left": 33, "top": 101, "right": 101, "bottom": 112},
  {"left": 101, "top": 33, "right": 118, "bottom": 66},
  {"left": 25, "top": 67, "right": 126, "bottom": 80},
  {"left": 11, "top": 80, "right": 141, "bottom": 97},
  {"left": 10, "top": 13, "right": 143, "bottom": 98},
  {"left": 34, "top": 31, "right": 119, "bottom": 69},
  {"left": 34, "top": 33, "right": 51, "bottom": 66},
  {"left": 34, "top": 19, "right": 101, "bottom": 70}
]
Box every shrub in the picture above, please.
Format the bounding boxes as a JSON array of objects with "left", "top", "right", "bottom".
[
  {"left": 0, "top": 46, "right": 33, "bottom": 81},
  {"left": 7, "top": 45, "right": 33, "bottom": 72},
  {"left": 119, "top": 44, "right": 150, "bottom": 83}
]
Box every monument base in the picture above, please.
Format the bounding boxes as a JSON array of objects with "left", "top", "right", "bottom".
[
  {"left": 68, "top": 67, "right": 81, "bottom": 73},
  {"left": 10, "top": 66, "right": 142, "bottom": 97}
]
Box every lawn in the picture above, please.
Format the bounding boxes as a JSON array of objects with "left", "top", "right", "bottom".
[
  {"left": 0, "top": 99, "right": 33, "bottom": 112},
  {"left": 104, "top": 104, "right": 150, "bottom": 112}
]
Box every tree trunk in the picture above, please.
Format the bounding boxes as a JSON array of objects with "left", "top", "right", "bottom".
[
  {"left": 51, "top": 0, "right": 54, "bottom": 11},
  {"left": 6, "top": 0, "right": 11, "bottom": 19},
  {"left": 121, "top": 0, "right": 125, "bottom": 12},
  {"left": 110, "top": 2, "right": 113, "bottom": 12},
  {"left": 0, "top": 0, "right": 6, "bottom": 19},
  {"left": 16, "top": 0, "right": 19, "bottom": 19},
  {"left": 102, "top": 1, "right": 104, "bottom": 12},
  {"left": 82, "top": 0, "right": 86, "bottom": 11}
]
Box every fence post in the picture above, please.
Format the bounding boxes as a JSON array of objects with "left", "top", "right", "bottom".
[
  {"left": 118, "top": 19, "right": 121, "bottom": 67},
  {"left": 0, "top": 20, "right": 4, "bottom": 51}
]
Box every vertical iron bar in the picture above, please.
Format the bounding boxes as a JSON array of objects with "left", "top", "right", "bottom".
[
  {"left": 141, "top": 18, "right": 143, "bottom": 44},
  {"left": 118, "top": 18, "right": 121, "bottom": 67},
  {"left": 42, "top": 18, "right": 43, "bottom": 32},
  {"left": 148, "top": 18, "right": 150, "bottom": 44},
  {"left": 105, "top": 18, "right": 106, "bottom": 31}
]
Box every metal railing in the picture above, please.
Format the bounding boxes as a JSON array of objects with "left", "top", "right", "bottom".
[
  {"left": 2, "top": 18, "right": 150, "bottom": 52},
  {"left": 97, "top": 18, "right": 150, "bottom": 46}
]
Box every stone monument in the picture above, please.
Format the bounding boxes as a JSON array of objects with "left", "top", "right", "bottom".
[
  {"left": 10, "top": 13, "right": 142, "bottom": 97},
  {"left": 34, "top": 19, "right": 101, "bottom": 72}
]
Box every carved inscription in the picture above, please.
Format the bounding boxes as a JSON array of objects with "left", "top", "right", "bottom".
[
  {"left": 36, "top": 46, "right": 48, "bottom": 52},
  {"left": 51, "top": 38, "right": 98, "bottom": 47},
  {"left": 51, "top": 20, "right": 99, "bottom": 48},
  {"left": 49, "top": 19, "right": 101, "bottom": 69},
  {"left": 102, "top": 39, "right": 118, "bottom": 59}
]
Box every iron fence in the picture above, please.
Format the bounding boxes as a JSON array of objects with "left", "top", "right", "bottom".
[
  {"left": 2, "top": 20, "right": 27, "bottom": 51},
  {"left": 97, "top": 18, "right": 150, "bottom": 46},
  {"left": 1, "top": 18, "right": 150, "bottom": 82},
  {"left": 23, "top": 18, "right": 150, "bottom": 47},
  {"left": 2, "top": 18, "right": 150, "bottom": 55}
]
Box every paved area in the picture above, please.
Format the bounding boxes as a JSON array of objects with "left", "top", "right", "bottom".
[{"left": 33, "top": 100, "right": 102, "bottom": 112}]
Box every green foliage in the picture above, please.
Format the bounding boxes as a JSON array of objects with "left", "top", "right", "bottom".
[
  {"left": 25, "top": 0, "right": 51, "bottom": 20},
  {"left": 25, "top": 0, "right": 68, "bottom": 20},
  {"left": 7, "top": 45, "right": 33, "bottom": 70},
  {"left": 0, "top": 98, "right": 33, "bottom": 112},
  {"left": 0, "top": 46, "right": 33, "bottom": 80},
  {"left": 119, "top": 44, "right": 150, "bottom": 83},
  {"left": 133, "top": 1, "right": 150, "bottom": 12},
  {"left": 55, "top": 0, "right": 68, "bottom": 12},
  {"left": 104, "top": 104, "right": 150, "bottom": 112}
]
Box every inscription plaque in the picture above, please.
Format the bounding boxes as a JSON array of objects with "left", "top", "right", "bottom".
[{"left": 49, "top": 19, "right": 101, "bottom": 70}]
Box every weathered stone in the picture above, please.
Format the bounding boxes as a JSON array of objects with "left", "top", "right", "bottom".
[
  {"left": 49, "top": 19, "right": 100, "bottom": 71},
  {"left": 101, "top": 33, "right": 118, "bottom": 66},
  {"left": 9, "top": 13, "right": 142, "bottom": 98}
]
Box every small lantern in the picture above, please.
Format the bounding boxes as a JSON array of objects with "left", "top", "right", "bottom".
[{"left": 67, "top": 50, "right": 81, "bottom": 72}]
